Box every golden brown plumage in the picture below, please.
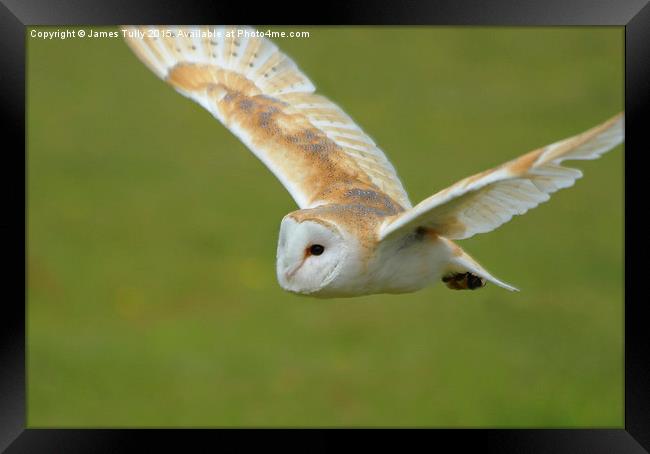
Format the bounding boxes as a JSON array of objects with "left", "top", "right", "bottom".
[{"left": 124, "top": 26, "right": 410, "bottom": 210}]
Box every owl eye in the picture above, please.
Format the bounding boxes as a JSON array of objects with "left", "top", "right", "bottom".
[{"left": 309, "top": 244, "right": 325, "bottom": 256}]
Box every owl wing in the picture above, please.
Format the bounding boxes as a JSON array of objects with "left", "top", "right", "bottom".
[
  {"left": 379, "top": 113, "right": 624, "bottom": 241},
  {"left": 122, "top": 26, "right": 411, "bottom": 210}
]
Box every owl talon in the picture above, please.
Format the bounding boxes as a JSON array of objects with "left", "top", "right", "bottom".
[{"left": 442, "top": 272, "right": 486, "bottom": 290}]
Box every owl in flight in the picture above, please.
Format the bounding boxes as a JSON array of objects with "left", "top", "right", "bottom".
[{"left": 123, "top": 26, "right": 623, "bottom": 298}]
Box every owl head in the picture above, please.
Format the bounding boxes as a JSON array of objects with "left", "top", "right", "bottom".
[{"left": 276, "top": 209, "right": 367, "bottom": 297}]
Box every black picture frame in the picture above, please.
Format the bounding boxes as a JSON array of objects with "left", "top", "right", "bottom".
[{"left": 2, "top": 0, "right": 648, "bottom": 451}]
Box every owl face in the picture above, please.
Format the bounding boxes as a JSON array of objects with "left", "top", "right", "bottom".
[{"left": 276, "top": 215, "right": 354, "bottom": 296}]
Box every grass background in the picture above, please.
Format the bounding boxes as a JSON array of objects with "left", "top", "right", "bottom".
[{"left": 27, "top": 26, "right": 623, "bottom": 427}]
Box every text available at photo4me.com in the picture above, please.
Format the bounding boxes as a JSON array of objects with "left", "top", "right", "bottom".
[{"left": 29, "top": 27, "right": 312, "bottom": 41}]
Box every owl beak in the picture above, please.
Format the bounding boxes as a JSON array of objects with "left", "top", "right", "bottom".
[{"left": 285, "top": 257, "right": 307, "bottom": 280}]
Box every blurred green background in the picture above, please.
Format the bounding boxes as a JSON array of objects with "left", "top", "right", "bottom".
[{"left": 27, "top": 26, "right": 623, "bottom": 427}]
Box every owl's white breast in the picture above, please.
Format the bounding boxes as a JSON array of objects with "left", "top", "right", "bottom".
[{"left": 363, "top": 232, "right": 452, "bottom": 295}]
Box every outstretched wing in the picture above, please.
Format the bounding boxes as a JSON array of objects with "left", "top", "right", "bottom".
[
  {"left": 122, "top": 25, "right": 411, "bottom": 209},
  {"left": 379, "top": 113, "right": 624, "bottom": 241}
]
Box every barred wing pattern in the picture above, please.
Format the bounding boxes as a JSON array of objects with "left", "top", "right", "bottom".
[
  {"left": 379, "top": 113, "right": 624, "bottom": 241},
  {"left": 123, "top": 26, "right": 411, "bottom": 210}
]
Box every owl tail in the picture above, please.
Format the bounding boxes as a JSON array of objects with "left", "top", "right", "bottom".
[{"left": 441, "top": 239, "right": 519, "bottom": 292}]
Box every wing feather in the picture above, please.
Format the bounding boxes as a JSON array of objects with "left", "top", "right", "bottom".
[
  {"left": 123, "top": 25, "right": 410, "bottom": 209},
  {"left": 379, "top": 113, "right": 623, "bottom": 241}
]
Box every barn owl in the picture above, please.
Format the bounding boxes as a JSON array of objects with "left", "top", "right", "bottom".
[{"left": 123, "top": 26, "right": 624, "bottom": 298}]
